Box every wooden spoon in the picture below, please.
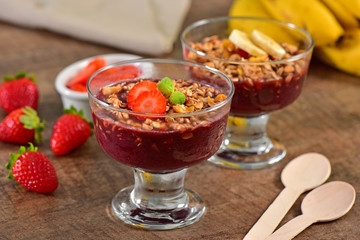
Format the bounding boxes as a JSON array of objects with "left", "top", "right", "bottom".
[
  {"left": 244, "top": 153, "right": 331, "bottom": 240},
  {"left": 266, "top": 181, "right": 356, "bottom": 240}
]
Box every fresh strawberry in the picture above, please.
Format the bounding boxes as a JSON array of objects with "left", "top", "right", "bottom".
[
  {"left": 0, "top": 107, "right": 45, "bottom": 144},
  {"left": 50, "top": 106, "right": 93, "bottom": 156},
  {"left": 90, "top": 65, "right": 141, "bottom": 90},
  {"left": 66, "top": 57, "right": 106, "bottom": 92},
  {"left": 116, "top": 65, "right": 141, "bottom": 80},
  {"left": 127, "top": 81, "right": 159, "bottom": 109},
  {"left": 6, "top": 143, "right": 58, "bottom": 193},
  {"left": 132, "top": 90, "right": 166, "bottom": 114},
  {"left": 69, "top": 83, "right": 87, "bottom": 92},
  {"left": 0, "top": 71, "right": 39, "bottom": 113},
  {"left": 237, "top": 48, "right": 250, "bottom": 59}
]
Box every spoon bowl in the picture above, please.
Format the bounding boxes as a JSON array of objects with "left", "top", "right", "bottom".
[
  {"left": 281, "top": 153, "right": 331, "bottom": 190},
  {"left": 302, "top": 181, "right": 356, "bottom": 221}
]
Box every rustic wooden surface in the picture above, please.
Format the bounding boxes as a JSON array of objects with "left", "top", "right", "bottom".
[{"left": 0, "top": 0, "right": 359, "bottom": 239}]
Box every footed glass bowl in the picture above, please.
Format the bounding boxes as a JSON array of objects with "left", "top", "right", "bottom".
[
  {"left": 87, "top": 59, "right": 234, "bottom": 229},
  {"left": 181, "top": 17, "right": 314, "bottom": 169}
]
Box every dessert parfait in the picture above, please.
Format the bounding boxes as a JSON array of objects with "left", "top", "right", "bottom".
[
  {"left": 87, "top": 59, "right": 233, "bottom": 229},
  {"left": 181, "top": 17, "right": 314, "bottom": 169},
  {"left": 94, "top": 77, "right": 229, "bottom": 172}
]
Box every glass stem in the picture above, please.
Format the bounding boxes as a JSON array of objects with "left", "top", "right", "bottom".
[
  {"left": 225, "top": 114, "right": 272, "bottom": 154},
  {"left": 131, "top": 168, "right": 188, "bottom": 210}
]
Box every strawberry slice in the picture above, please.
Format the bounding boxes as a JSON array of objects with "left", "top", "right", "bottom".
[
  {"left": 69, "top": 83, "right": 87, "bottom": 92},
  {"left": 237, "top": 48, "right": 250, "bottom": 59},
  {"left": 127, "top": 81, "right": 159, "bottom": 110},
  {"left": 132, "top": 90, "right": 166, "bottom": 114},
  {"left": 95, "top": 65, "right": 141, "bottom": 84},
  {"left": 116, "top": 65, "right": 141, "bottom": 80},
  {"left": 66, "top": 57, "right": 106, "bottom": 92}
]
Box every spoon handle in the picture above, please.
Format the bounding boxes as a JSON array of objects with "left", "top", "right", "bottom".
[
  {"left": 244, "top": 187, "right": 302, "bottom": 240},
  {"left": 265, "top": 214, "right": 315, "bottom": 240}
]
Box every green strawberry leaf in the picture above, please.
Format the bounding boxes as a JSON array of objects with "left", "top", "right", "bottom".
[
  {"left": 28, "top": 73, "right": 36, "bottom": 83},
  {"left": 3, "top": 75, "right": 14, "bottom": 82},
  {"left": 14, "top": 71, "right": 26, "bottom": 79},
  {"left": 19, "top": 107, "right": 46, "bottom": 144},
  {"left": 3, "top": 71, "right": 36, "bottom": 83}
]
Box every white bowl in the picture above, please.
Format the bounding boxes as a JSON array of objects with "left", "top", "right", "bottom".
[{"left": 55, "top": 53, "right": 142, "bottom": 119}]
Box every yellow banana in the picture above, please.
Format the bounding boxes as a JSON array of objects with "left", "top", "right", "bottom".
[
  {"left": 229, "top": 0, "right": 271, "bottom": 18},
  {"left": 228, "top": 0, "right": 299, "bottom": 45},
  {"left": 260, "top": 0, "right": 344, "bottom": 46},
  {"left": 320, "top": 0, "right": 359, "bottom": 29},
  {"left": 340, "top": 0, "right": 360, "bottom": 18},
  {"left": 315, "top": 29, "right": 360, "bottom": 77}
]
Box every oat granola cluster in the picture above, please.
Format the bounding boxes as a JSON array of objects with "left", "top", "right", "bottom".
[
  {"left": 98, "top": 79, "right": 227, "bottom": 131},
  {"left": 186, "top": 35, "right": 308, "bottom": 83}
]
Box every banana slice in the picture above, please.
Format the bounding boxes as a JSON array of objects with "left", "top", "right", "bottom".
[
  {"left": 229, "top": 29, "right": 267, "bottom": 57},
  {"left": 250, "top": 30, "right": 286, "bottom": 59}
]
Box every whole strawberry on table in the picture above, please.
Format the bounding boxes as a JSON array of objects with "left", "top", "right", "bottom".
[
  {"left": 6, "top": 143, "right": 58, "bottom": 193},
  {"left": 0, "top": 106, "right": 45, "bottom": 144},
  {"left": 0, "top": 71, "right": 39, "bottom": 113},
  {"left": 50, "top": 106, "right": 93, "bottom": 156}
]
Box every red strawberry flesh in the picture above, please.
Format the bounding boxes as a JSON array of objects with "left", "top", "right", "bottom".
[
  {"left": 66, "top": 57, "right": 106, "bottom": 92},
  {"left": 127, "top": 81, "right": 159, "bottom": 110},
  {"left": 132, "top": 90, "right": 166, "bottom": 114}
]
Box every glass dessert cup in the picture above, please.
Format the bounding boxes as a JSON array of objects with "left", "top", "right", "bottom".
[
  {"left": 87, "top": 59, "right": 234, "bottom": 230},
  {"left": 181, "top": 17, "right": 314, "bottom": 170}
]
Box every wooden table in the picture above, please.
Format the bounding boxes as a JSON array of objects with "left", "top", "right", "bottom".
[{"left": 0, "top": 1, "right": 359, "bottom": 239}]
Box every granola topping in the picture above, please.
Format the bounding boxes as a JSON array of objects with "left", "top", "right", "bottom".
[
  {"left": 97, "top": 78, "right": 226, "bottom": 131},
  {"left": 186, "top": 34, "right": 307, "bottom": 83}
]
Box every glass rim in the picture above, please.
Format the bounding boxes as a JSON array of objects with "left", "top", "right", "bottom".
[
  {"left": 180, "top": 16, "right": 315, "bottom": 65},
  {"left": 87, "top": 58, "right": 235, "bottom": 118}
]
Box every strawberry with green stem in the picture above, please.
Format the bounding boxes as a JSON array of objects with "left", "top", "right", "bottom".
[
  {"left": 50, "top": 106, "right": 93, "bottom": 156},
  {"left": 5, "top": 143, "right": 58, "bottom": 193},
  {"left": 0, "top": 106, "right": 45, "bottom": 144},
  {"left": 0, "top": 71, "right": 39, "bottom": 113}
]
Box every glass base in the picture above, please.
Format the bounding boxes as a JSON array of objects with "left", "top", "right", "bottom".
[
  {"left": 209, "top": 114, "right": 286, "bottom": 169},
  {"left": 209, "top": 138, "right": 286, "bottom": 169},
  {"left": 112, "top": 185, "right": 205, "bottom": 230}
]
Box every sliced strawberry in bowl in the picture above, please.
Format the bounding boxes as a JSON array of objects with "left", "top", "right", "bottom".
[
  {"left": 68, "top": 83, "right": 88, "bottom": 92},
  {"left": 237, "top": 48, "right": 250, "bottom": 59},
  {"left": 66, "top": 57, "right": 106, "bottom": 92},
  {"left": 117, "top": 65, "right": 141, "bottom": 80},
  {"left": 91, "top": 64, "right": 141, "bottom": 90},
  {"left": 132, "top": 90, "right": 166, "bottom": 115},
  {"left": 127, "top": 81, "right": 159, "bottom": 110}
]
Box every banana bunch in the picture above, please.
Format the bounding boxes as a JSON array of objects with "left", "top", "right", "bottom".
[{"left": 229, "top": 0, "right": 360, "bottom": 77}]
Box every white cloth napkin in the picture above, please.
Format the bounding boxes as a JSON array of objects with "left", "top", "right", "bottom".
[{"left": 0, "top": 0, "right": 191, "bottom": 55}]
